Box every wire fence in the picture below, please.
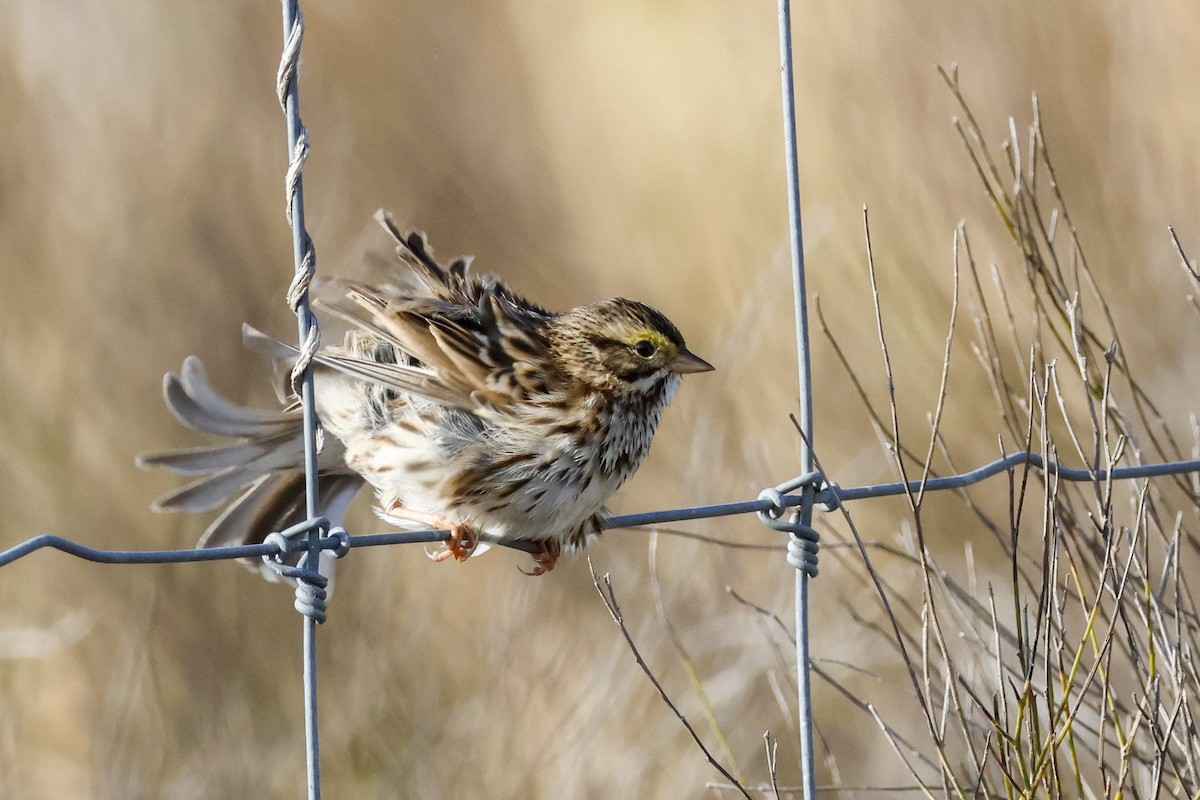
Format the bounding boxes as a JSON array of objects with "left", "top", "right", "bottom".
[{"left": 4, "top": 3, "right": 1200, "bottom": 800}]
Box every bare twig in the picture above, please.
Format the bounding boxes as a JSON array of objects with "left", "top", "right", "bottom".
[
  {"left": 649, "top": 533, "right": 745, "bottom": 782},
  {"left": 589, "top": 558, "right": 752, "bottom": 799},
  {"left": 764, "top": 732, "right": 782, "bottom": 800}
]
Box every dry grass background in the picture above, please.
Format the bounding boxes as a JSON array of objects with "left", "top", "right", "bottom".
[{"left": 2, "top": 1, "right": 1200, "bottom": 798}]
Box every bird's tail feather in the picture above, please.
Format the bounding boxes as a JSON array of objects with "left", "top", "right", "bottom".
[{"left": 137, "top": 356, "right": 363, "bottom": 581}]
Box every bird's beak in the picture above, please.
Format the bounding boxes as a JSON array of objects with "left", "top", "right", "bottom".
[{"left": 668, "top": 349, "right": 715, "bottom": 374}]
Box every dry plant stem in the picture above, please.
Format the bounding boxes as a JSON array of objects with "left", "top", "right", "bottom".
[
  {"left": 1031, "top": 386, "right": 1059, "bottom": 790},
  {"left": 1170, "top": 226, "right": 1200, "bottom": 319},
  {"left": 818, "top": 520, "right": 945, "bottom": 778},
  {"left": 891, "top": 485, "right": 1110, "bottom": 739},
  {"left": 763, "top": 733, "right": 782, "bottom": 800},
  {"left": 1054, "top": 618, "right": 1088, "bottom": 799},
  {"left": 959, "top": 222, "right": 1024, "bottom": 430},
  {"left": 1046, "top": 363, "right": 1094, "bottom": 477},
  {"left": 727, "top": 587, "right": 796, "bottom": 646},
  {"left": 1009, "top": 359, "right": 1041, "bottom": 679},
  {"left": 815, "top": 294, "right": 931, "bottom": 470},
  {"left": 1041, "top": 188, "right": 1180, "bottom": 472},
  {"left": 988, "top": 262, "right": 1031, "bottom": 411},
  {"left": 862, "top": 205, "right": 910, "bottom": 491},
  {"left": 1027, "top": 540, "right": 1136, "bottom": 788},
  {"left": 915, "top": 228, "right": 962, "bottom": 506},
  {"left": 649, "top": 533, "right": 745, "bottom": 783},
  {"left": 863, "top": 205, "right": 969, "bottom": 799},
  {"left": 788, "top": 424, "right": 950, "bottom": 650},
  {"left": 868, "top": 704, "right": 940, "bottom": 800},
  {"left": 727, "top": 579, "right": 943, "bottom": 776},
  {"left": 727, "top": 587, "right": 801, "bottom": 689},
  {"left": 1036, "top": 107, "right": 1191, "bottom": 491},
  {"left": 767, "top": 671, "right": 800, "bottom": 744},
  {"left": 914, "top": 528, "right": 1009, "bottom": 656},
  {"left": 792, "top": 421, "right": 952, "bottom": 641},
  {"left": 938, "top": 64, "right": 1015, "bottom": 236},
  {"left": 948, "top": 69, "right": 1193, "bottom": 490},
  {"left": 1027, "top": 382, "right": 1057, "bottom": 676},
  {"left": 824, "top": 515, "right": 922, "bottom": 671},
  {"left": 931, "top": 429, "right": 1038, "bottom": 579},
  {"left": 588, "top": 560, "right": 751, "bottom": 800},
  {"left": 1064, "top": 297, "right": 1107, "bottom": 501},
  {"left": 707, "top": 784, "right": 947, "bottom": 796},
  {"left": 728, "top": 585, "right": 892, "bottom": 688},
  {"left": 1044, "top": 483, "right": 1071, "bottom": 797},
  {"left": 1169, "top": 226, "right": 1200, "bottom": 287},
  {"left": 816, "top": 283, "right": 1060, "bottom": 738},
  {"left": 1167, "top": 224, "right": 1200, "bottom": 362},
  {"left": 723, "top": 587, "right": 805, "bottom": 766},
  {"left": 820, "top": 539, "right": 929, "bottom": 635},
  {"left": 834, "top": 76, "right": 1200, "bottom": 798},
  {"left": 811, "top": 724, "right": 848, "bottom": 800},
  {"left": 1131, "top": 529, "right": 1198, "bottom": 783}
]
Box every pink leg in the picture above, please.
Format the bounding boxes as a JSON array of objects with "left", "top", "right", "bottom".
[
  {"left": 519, "top": 539, "right": 562, "bottom": 577},
  {"left": 384, "top": 502, "right": 478, "bottom": 563}
]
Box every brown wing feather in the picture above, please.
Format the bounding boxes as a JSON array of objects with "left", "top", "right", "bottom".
[{"left": 305, "top": 211, "right": 566, "bottom": 412}]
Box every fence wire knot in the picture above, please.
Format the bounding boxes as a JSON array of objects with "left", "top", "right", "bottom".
[
  {"left": 326, "top": 527, "right": 352, "bottom": 558},
  {"left": 785, "top": 524, "right": 820, "bottom": 576},
  {"left": 291, "top": 569, "right": 329, "bottom": 623},
  {"left": 758, "top": 471, "right": 823, "bottom": 577},
  {"left": 260, "top": 518, "right": 348, "bottom": 624}
]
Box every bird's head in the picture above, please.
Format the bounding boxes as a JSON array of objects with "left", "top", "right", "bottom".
[{"left": 551, "top": 298, "right": 713, "bottom": 397}]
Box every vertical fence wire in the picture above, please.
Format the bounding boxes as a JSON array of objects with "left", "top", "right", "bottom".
[
  {"left": 276, "top": 1, "right": 324, "bottom": 798},
  {"left": 775, "top": 1, "right": 818, "bottom": 798}
]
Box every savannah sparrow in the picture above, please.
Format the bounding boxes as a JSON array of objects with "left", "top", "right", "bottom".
[{"left": 138, "top": 211, "right": 712, "bottom": 577}]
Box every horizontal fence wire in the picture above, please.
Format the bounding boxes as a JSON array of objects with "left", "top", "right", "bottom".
[{"left": 5, "top": 451, "right": 1199, "bottom": 570}]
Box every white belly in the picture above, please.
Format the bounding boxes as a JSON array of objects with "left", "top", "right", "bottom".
[{"left": 330, "top": 377, "right": 678, "bottom": 549}]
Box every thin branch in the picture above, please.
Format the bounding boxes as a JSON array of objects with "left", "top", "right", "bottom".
[
  {"left": 589, "top": 558, "right": 752, "bottom": 799},
  {"left": 764, "top": 732, "right": 782, "bottom": 800},
  {"left": 650, "top": 533, "right": 745, "bottom": 782}
]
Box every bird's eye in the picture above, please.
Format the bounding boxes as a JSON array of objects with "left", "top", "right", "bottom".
[{"left": 633, "top": 340, "right": 656, "bottom": 358}]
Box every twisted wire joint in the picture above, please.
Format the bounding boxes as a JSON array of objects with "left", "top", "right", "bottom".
[
  {"left": 276, "top": 9, "right": 321, "bottom": 405},
  {"left": 758, "top": 471, "right": 823, "bottom": 576},
  {"left": 261, "top": 518, "right": 350, "bottom": 624}
]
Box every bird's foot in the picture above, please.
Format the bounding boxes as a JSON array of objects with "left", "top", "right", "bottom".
[
  {"left": 428, "top": 519, "right": 479, "bottom": 563},
  {"left": 519, "top": 539, "right": 561, "bottom": 577},
  {"left": 383, "top": 501, "right": 478, "bottom": 563}
]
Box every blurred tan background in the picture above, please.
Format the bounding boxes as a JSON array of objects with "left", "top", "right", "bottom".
[{"left": 3, "top": 1, "right": 1199, "bottom": 797}]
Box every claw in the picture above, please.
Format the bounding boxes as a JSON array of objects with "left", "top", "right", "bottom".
[
  {"left": 383, "top": 500, "right": 477, "bottom": 564},
  {"left": 519, "top": 539, "right": 561, "bottom": 576},
  {"left": 436, "top": 522, "right": 478, "bottom": 562}
]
